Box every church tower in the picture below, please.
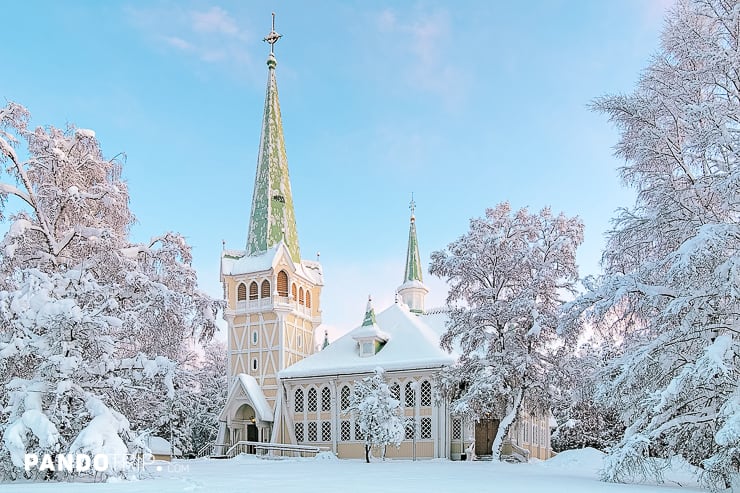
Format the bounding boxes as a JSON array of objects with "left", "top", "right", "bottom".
[
  {"left": 218, "top": 15, "right": 323, "bottom": 446},
  {"left": 398, "top": 197, "right": 428, "bottom": 313}
]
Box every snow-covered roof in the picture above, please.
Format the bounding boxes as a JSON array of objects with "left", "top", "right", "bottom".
[
  {"left": 237, "top": 374, "right": 273, "bottom": 422},
  {"left": 221, "top": 242, "right": 323, "bottom": 285},
  {"left": 146, "top": 436, "right": 182, "bottom": 456},
  {"left": 279, "top": 302, "right": 455, "bottom": 379}
]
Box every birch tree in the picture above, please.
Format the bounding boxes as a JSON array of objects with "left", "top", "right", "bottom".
[
  {"left": 0, "top": 102, "right": 220, "bottom": 479},
  {"left": 560, "top": 0, "right": 740, "bottom": 488},
  {"left": 431, "top": 203, "right": 583, "bottom": 460}
]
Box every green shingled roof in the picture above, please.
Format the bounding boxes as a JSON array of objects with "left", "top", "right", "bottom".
[
  {"left": 403, "top": 215, "right": 423, "bottom": 283},
  {"left": 246, "top": 53, "right": 301, "bottom": 263}
]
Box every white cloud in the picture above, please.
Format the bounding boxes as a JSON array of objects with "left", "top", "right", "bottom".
[
  {"left": 373, "top": 7, "right": 468, "bottom": 109},
  {"left": 126, "top": 4, "right": 254, "bottom": 71}
]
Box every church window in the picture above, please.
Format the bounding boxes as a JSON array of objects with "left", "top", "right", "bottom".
[
  {"left": 294, "top": 389, "right": 304, "bottom": 413},
  {"left": 340, "top": 386, "right": 351, "bottom": 411},
  {"left": 277, "top": 271, "right": 288, "bottom": 297},
  {"left": 405, "top": 382, "right": 416, "bottom": 407},
  {"left": 420, "top": 380, "right": 432, "bottom": 406},
  {"left": 249, "top": 281, "right": 258, "bottom": 300},
  {"left": 252, "top": 331, "right": 258, "bottom": 345},
  {"left": 299, "top": 287, "right": 305, "bottom": 305},
  {"left": 321, "top": 422, "right": 331, "bottom": 442},
  {"left": 295, "top": 423, "right": 304, "bottom": 442},
  {"left": 308, "top": 422, "right": 317, "bottom": 441},
  {"left": 355, "top": 422, "right": 364, "bottom": 440},
  {"left": 390, "top": 383, "right": 400, "bottom": 402},
  {"left": 405, "top": 419, "right": 416, "bottom": 439},
  {"left": 297, "top": 334, "right": 302, "bottom": 348},
  {"left": 452, "top": 419, "right": 462, "bottom": 440},
  {"left": 306, "top": 291, "right": 312, "bottom": 308},
  {"left": 307, "top": 388, "right": 317, "bottom": 412},
  {"left": 237, "top": 283, "right": 247, "bottom": 301},
  {"left": 420, "top": 417, "right": 432, "bottom": 439},
  {"left": 321, "top": 387, "right": 331, "bottom": 412},
  {"left": 523, "top": 422, "right": 529, "bottom": 442},
  {"left": 291, "top": 283, "right": 297, "bottom": 300},
  {"left": 261, "top": 280, "right": 271, "bottom": 298},
  {"left": 340, "top": 421, "right": 351, "bottom": 441},
  {"left": 252, "top": 358, "right": 258, "bottom": 371},
  {"left": 361, "top": 341, "right": 374, "bottom": 356}
]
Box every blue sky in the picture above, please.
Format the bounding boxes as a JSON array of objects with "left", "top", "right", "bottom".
[{"left": 0, "top": 1, "right": 672, "bottom": 340}]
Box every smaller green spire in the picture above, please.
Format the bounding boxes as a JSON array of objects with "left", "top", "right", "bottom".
[
  {"left": 322, "top": 330, "right": 330, "bottom": 350},
  {"left": 403, "top": 197, "right": 423, "bottom": 283},
  {"left": 362, "top": 295, "right": 377, "bottom": 327}
]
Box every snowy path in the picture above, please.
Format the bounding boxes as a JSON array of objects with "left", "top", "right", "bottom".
[{"left": 3, "top": 450, "right": 705, "bottom": 493}]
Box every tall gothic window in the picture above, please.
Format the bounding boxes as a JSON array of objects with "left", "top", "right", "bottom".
[
  {"left": 321, "top": 387, "right": 331, "bottom": 412},
  {"left": 261, "top": 279, "right": 271, "bottom": 298},
  {"left": 299, "top": 287, "right": 305, "bottom": 305},
  {"left": 405, "top": 381, "right": 416, "bottom": 407},
  {"left": 307, "top": 388, "right": 318, "bottom": 412},
  {"left": 294, "top": 388, "right": 304, "bottom": 413},
  {"left": 420, "top": 380, "right": 432, "bottom": 406},
  {"left": 340, "top": 386, "right": 351, "bottom": 411},
  {"left": 237, "top": 283, "right": 247, "bottom": 301},
  {"left": 249, "top": 281, "right": 258, "bottom": 300}
]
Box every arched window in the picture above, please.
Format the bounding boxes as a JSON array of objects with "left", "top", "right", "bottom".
[
  {"left": 294, "top": 388, "right": 304, "bottom": 413},
  {"left": 261, "top": 279, "right": 271, "bottom": 298},
  {"left": 306, "top": 291, "right": 312, "bottom": 308},
  {"left": 277, "top": 271, "right": 288, "bottom": 297},
  {"left": 307, "top": 388, "right": 317, "bottom": 412},
  {"left": 252, "top": 358, "right": 258, "bottom": 371},
  {"left": 341, "top": 385, "right": 351, "bottom": 411},
  {"left": 405, "top": 382, "right": 416, "bottom": 407},
  {"left": 237, "top": 283, "right": 247, "bottom": 301},
  {"left": 321, "top": 387, "right": 331, "bottom": 411},
  {"left": 420, "top": 380, "right": 432, "bottom": 406},
  {"left": 249, "top": 281, "right": 258, "bottom": 300},
  {"left": 252, "top": 331, "right": 258, "bottom": 345},
  {"left": 299, "top": 287, "right": 305, "bottom": 305},
  {"left": 291, "top": 283, "right": 297, "bottom": 300}
]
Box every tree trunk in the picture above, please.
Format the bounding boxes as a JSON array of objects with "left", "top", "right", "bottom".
[
  {"left": 365, "top": 444, "right": 371, "bottom": 463},
  {"left": 491, "top": 387, "right": 524, "bottom": 461}
]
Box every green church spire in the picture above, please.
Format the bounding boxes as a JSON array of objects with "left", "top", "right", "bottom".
[
  {"left": 246, "top": 15, "right": 301, "bottom": 263},
  {"left": 403, "top": 196, "right": 423, "bottom": 283},
  {"left": 362, "top": 296, "right": 378, "bottom": 327}
]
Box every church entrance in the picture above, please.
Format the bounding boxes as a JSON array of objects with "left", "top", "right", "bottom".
[{"left": 475, "top": 419, "right": 499, "bottom": 456}]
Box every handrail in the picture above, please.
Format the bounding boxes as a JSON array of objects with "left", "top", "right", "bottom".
[{"left": 224, "top": 441, "right": 328, "bottom": 458}]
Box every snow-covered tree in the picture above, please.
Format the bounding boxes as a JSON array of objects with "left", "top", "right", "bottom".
[
  {"left": 560, "top": 0, "right": 740, "bottom": 488},
  {"left": 0, "top": 102, "right": 220, "bottom": 480},
  {"left": 550, "top": 342, "right": 624, "bottom": 453},
  {"left": 430, "top": 203, "right": 583, "bottom": 460},
  {"left": 347, "top": 368, "right": 405, "bottom": 463}
]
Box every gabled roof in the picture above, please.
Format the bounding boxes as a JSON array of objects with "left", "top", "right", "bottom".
[
  {"left": 221, "top": 241, "right": 323, "bottom": 285},
  {"left": 279, "top": 302, "right": 455, "bottom": 379},
  {"left": 219, "top": 373, "right": 273, "bottom": 422}
]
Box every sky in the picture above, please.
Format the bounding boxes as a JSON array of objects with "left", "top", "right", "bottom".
[{"left": 0, "top": 0, "right": 673, "bottom": 341}]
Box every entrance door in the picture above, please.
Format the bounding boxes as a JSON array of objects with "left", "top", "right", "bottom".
[
  {"left": 247, "top": 424, "right": 258, "bottom": 453},
  {"left": 475, "top": 419, "right": 499, "bottom": 456}
]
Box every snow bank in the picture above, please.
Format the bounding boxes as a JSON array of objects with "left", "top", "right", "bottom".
[{"left": 540, "top": 447, "right": 605, "bottom": 473}]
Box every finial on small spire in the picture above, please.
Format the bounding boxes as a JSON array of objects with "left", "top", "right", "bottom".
[
  {"left": 264, "top": 12, "right": 282, "bottom": 55},
  {"left": 409, "top": 193, "right": 416, "bottom": 221},
  {"left": 222, "top": 239, "right": 226, "bottom": 250}
]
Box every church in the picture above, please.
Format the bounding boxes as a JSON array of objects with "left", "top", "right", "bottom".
[{"left": 215, "top": 19, "right": 553, "bottom": 462}]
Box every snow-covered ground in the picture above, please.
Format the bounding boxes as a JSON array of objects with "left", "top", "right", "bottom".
[{"left": 3, "top": 449, "right": 706, "bottom": 493}]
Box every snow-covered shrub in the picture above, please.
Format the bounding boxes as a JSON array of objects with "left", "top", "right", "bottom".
[{"left": 347, "top": 368, "right": 405, "bottom": 463}]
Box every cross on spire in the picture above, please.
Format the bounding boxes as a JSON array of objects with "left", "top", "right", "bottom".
[
  {"left": 409, "top": 193, "right": 416, "bottom": 220},
  {"left": 263, "top": 12, "right": 282, "bottom": 54}
]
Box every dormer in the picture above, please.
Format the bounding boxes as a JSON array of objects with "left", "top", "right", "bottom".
[{"left": 352, "top": 297, "right": 389, "bottom": 357}]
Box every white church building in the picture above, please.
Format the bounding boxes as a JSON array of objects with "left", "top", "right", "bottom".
[{"left": 216, "top": 19, "right": 553, "bottom": 461}]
